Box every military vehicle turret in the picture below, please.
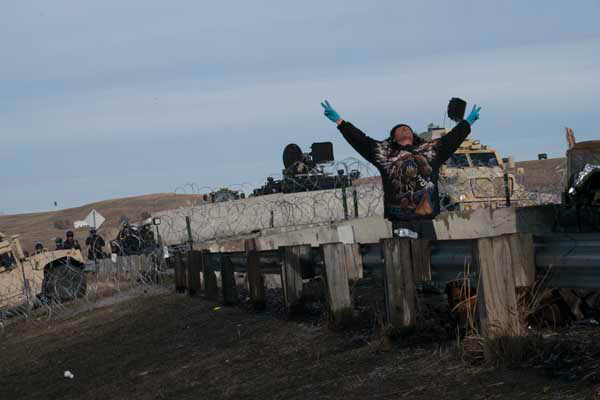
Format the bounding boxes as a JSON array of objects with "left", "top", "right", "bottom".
[{"left": 253, "top": 142, "right": 358, "bottom": 196}]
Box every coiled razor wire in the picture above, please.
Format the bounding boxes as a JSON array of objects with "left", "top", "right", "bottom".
[
  {"left": 0, "top": 158, "right": 566, "bottom": 326},
  {"left": 159, "top": 158, "right": 565, "bottom": 246},
  {"left": 0, "top": 247, "right": 168, "bottom": 326}
]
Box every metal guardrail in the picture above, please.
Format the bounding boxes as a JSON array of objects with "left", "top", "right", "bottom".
[
  {"left": 207, "top": 250, "right": 283, "bottom": 274},
  {"left": 424, "top": 234, "right": 600, "bottom": 288},
  {"left": 421, "top": 234, "right": 600, "bottom": 288},
  {"left": 430, "top": 240, "right": 473, "bottom": 284},
  {"left": 187, "top": 233, "right": 600, "bottom": 289},
  {"left": 535, "top": 234, "right": 600, "bottom": 288}
]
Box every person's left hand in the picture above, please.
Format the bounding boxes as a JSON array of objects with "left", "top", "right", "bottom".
[{"left": 465, "top": 105, "right": 481, "bottom": 125}]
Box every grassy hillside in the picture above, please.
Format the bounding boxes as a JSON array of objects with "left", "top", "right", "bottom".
[{"left": 0, "top": 193, "right": 203, "bottom": 254}]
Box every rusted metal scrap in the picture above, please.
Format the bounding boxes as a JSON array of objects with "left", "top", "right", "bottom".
[{"left": 526, "top": 288, "right": 600, "bottom": 328}]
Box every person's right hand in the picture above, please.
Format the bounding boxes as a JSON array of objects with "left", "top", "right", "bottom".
[{"left": 321, "top": 100, "right": 341, "bottom": 123}]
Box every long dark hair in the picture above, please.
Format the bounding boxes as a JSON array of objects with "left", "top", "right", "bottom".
[{"left": 389, "top": 124, "right": 423, "bottom": 145}]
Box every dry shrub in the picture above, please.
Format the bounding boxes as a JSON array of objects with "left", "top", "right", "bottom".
[
  {"left": 367, "top": 302, "right": 393, "bottom": 353},
  {"left": 52, "top": 219, "right": 72, "bottom": 230},
  {"left": 517, "top": 265, "right": 565, "bottom": 329},
  {"left": 462, "top": 334, "right": 545, "bottom": 367},
  {"left": 459, "top": 264, "right": 550, "bottom": 367},
  {"left": 445, "top": 262, "right": 478, "bottom": 336}
]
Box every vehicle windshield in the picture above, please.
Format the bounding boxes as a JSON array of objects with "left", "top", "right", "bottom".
[
  {"left": 0, "top": 251, "right": 16, "bottom": 270},
  {"left": 446, "top": 154, "right": 470, "bottom": 168},
  {"left": 470, "top": 153, "right": 500, "bottom": 167}
]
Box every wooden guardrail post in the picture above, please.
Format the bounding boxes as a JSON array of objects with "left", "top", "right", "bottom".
[
  {"left": 410, "top": 240, "right": 431, "bottom": 282},
  {"left": 381, "top": 238, "right": 417, "bottom": 332},
  {"left": 201, "top": 250, "right": 219, "bottom": 300},
  {"left": 221, "top": 253, "right": 238, "bottom": 305},
  {"left": 280, "top": 245, "right": 310, "bottom": 315},
  {"left": 245, "top": 239, "right": 266, "bottom": 310},
  {"left": 507, "top": 233, "right": 535, "bottom": 287},
  {"left": 187, "top": 250, "right": 202, "bottom": 297},
  {"left": 173, "top": 252, "right": 187, "bottom": 293},
  {"left": 473, "top": 234, "right": 523, "bottom": 339},
  {"left": 321, "top": 243, "right": 353, "bottom": 328},
  {"left": 342, "top": 243, "right": 363, "bottom": 282}
]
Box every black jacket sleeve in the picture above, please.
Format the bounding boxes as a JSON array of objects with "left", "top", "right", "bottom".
[
  {"left": 435, "top": 120, "right": 471, "bottom": 164},
  {"left": 337, "top": 121, "right": 380, "bottom": 165}
]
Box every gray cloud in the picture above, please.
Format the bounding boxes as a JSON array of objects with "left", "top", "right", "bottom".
[{"left": 1, "top": 1, "right": 599, "bottom": 213}]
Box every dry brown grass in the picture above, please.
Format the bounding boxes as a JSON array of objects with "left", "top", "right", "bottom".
[
  {"left": 460, "top": 267, "right": 558, "bottom": 368},
  {"left": 462, "top": 334, "right": 545, "bottom": 367}
]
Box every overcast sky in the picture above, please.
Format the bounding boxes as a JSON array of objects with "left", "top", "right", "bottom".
[{"left": 1, "top": 1, "right": 599, "bottom": 214}]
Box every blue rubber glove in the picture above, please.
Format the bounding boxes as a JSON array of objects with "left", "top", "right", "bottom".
[
  {"left": 321, "top": 100, "right": 341, "bottom": 123},
  {"left": 465, "top": 105, "right": 481, "bottom": 125}
]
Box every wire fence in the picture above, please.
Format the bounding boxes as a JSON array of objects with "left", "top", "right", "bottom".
[
  {"left": 0, "top": 156, "right": 567, "bottom": 325},
  {"left": 157, "top": 157, "right": 565, "bottom": 245},
  {"left": 0, "top": 247, "right": 168, "bottom": 326}
]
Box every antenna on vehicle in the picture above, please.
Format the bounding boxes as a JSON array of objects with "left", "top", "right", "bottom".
[{"left": 442, "top": 110, "right": 446, "bottom": 129}]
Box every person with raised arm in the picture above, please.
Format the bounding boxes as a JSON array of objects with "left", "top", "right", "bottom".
[{"left": 321, "top": 100, "right": 481, "bottom": 235}]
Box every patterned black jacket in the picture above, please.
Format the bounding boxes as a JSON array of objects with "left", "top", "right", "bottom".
[{"left": 338, "top": 121, "right": 471, "bottom": 221}]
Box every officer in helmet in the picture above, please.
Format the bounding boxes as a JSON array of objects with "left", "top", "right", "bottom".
[
  {"left": 34, "top": 241, "right": 45, "bottom": 254},
  {"left": 63, "top": 230, "right": 81, "bottom": 250},
  {"left": 85, "top": 228, "right": 106, "bottom": 261}
]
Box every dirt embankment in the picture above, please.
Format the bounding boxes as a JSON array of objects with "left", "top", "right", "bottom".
[{"left": 0, "top": 291, "right": 596, "bottom": 400}]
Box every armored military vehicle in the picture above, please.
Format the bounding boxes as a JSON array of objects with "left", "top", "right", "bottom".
[
  {"left": 0, "top": 232, "right": 85, "bottom": 312},
  {"left": 420, "top": 125, "right": 533, "bottom": 211},
  {"left": 253, "top": 142, "right": 358, "bottom": 196},
  {"left": 209, "top": 188, "right": 243, "bottom": 202}
]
